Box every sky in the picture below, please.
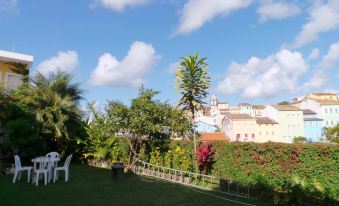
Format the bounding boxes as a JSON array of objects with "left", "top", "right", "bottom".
[{"left": 1, "top": 0, "right": 339, "bottom": 109}]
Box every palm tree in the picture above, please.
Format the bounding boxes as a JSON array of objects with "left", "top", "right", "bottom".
[
  {"left": 176, "top": 54, "right": 210, "bottom": 154},
  {"left": 14, "top": 72, "right": 83, "bottom": 149}
]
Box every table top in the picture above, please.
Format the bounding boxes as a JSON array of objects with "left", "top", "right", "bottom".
[{"left": 31, "top": 156, "right": 60, "bottom": 163}]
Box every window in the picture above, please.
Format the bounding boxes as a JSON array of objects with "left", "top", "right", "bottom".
[
  {"left": 326, "top": 121, "right": 329, "bottom": 126},
  {"left": 6, "top": 73, "right": 23, "bottom": 90},
  {"left": 272, "top": 131, "right": 274, "bottom": 135},
  {"left": 335, "top": 108, "right": 338, "bottom": 113},
  {"left": 331, "top": 121, "right": 334, "bottom": 125},
  {"left": 252, "top": 134, "right": 255, "bottom": 138},
  {"left": 266, "top": 131, "right": 269, "bottom": 135},
  {"left": 325, "top": 108, "right": 328, "bottom": 113},
  {"left": 245, "top": 134, "right": 248, "bottom": 138},
  {"left": 330, "top": 108, "right": 333, "bottom": 113}
]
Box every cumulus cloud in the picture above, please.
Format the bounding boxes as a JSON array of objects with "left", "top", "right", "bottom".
[
  {"left": 167, "top": 61, "right": 180, "bottom": 74},
  {"left": 293, "top": 0, "right": 339, "bottom": 48},
  {"left": 92, "top": 0, "right": 150, "bottom": 12},
  {"left": 174, "top": 0, "right": 253, "bottom": 35},
  {"left": 308, "top": 48, "right": 320, "bottom": 60},
  {"left": 0, "top": 0, "right": 19, "bottom": 15},
  {"left": 36, "top": 51, "right": 79, "bottom": 76},
  {"left": 257, "top": 1, "right": 300, "bottom": 23},
  {"left": 303, "top": 42, "right": 339, "bottom": 89},
  {"left": 217, "top": 49, "right": 308, "bottom": 99},
  {"left": 90, "top": 41, "right": 160, "bottom": 87}
]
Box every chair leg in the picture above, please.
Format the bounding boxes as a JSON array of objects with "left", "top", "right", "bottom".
[
  {"left": 36, "top": 173, "right": 39, "bottom": 186},
  {"left": 44, "top": 172, "right": 47, "bottom": 186},
  {"left": 13, "top": 170, "right": 18, "bottom": 183},
  {"left": 27, "top": 169, "right": 31, "bottom": 183},
  {"left": 18, "top": 171, "right": 22, "bottom": 181},
  {"left": 53, "top": 170, "right": 57, "bottom": 183},
  {"left": 65, "top": 169, "right": 69, "bottom": 182}
]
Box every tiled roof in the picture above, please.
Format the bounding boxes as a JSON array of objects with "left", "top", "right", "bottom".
[
  {"left": 311, "top": 92, "right": 336, "bottom": 96},
  {"left": 224, "top": 113, "right": 255, "bottom": 120},
  {"left": 304, "top": 118, "right": 323, "bottom": 121},
  {"left": 312, "top": 99, "right": 339, "bottom": 105},
  {"left": 200, "top": 132, "right": 229, "bottom": 141},
  {"left": 253, "top": 105, "right": 265, "bottom": 110},
  {"left": 256, "top": 117, "right": 278, "bottom": 124},
  {"left": 272, "top": 105, "right": 301, "bottom": 111},
  {"left": 238, "top": 103, "right": 251, "bottom": 106},
  {"left": 203, "top": 107, "right": 211, "bottom": 116},
  {"left": 302, "top": 109, "right": 316, "bottom": 114}
]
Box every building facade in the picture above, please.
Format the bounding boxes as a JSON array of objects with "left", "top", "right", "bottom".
[
  {"left": 0, "top": 50, "right": 33, "bottom": 90},
  {"left": 222, "top": 114, "right": 257, "bottom": 142},
  {"left": 256, "top": 117, "right": 280, "bottom": 143},
  {"left": 262, "top": 105, "right": 304, "bottom": 143},
  {"left": 302, "top": 109, "right": 323, "bottom": 142}
]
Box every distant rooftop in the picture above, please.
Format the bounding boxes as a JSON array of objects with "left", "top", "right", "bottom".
[
  {"left": 304, "top": 118, "right": 323, "bottom": 121},
  {"left": 238, "top": 103, "right": 251, "bottom": 106},
  {"left": 224, "top": 113, "right": 255, "bottom": 120},
  {"left": 253, "top": 105, "right": 265, "bottom": 110},
  {"left": 256, "top": 117, "right": 278, "bottom": 124},
  {"left": 200, "top": 132, "right": 229, "bottom": 142},
  {"left": 0, "top": 50, "right": 33, "bottom": 68},
  {"left": 303, "top": 109, "right": 316, "bottom": 114},
  {"left": 272, "top": 105, "right": 301, "bottom": 111},
  {"left": 312, "top": 99, "right": 339, "bottom": 105}
]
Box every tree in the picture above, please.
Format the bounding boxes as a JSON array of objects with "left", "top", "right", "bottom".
[
  {"left": 12, "top": 72, "right": 84, "bottom": 153},
  {"left": 324, "top": 125, "right": 339, "bottom": 143},
  {"left": 292, "top": 136, "right": 307, "bottom": 144},
  {"left": 176, "top": 54, "right": 211, "bottom": 154}
]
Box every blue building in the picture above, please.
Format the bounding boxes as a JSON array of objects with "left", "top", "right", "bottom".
[{"left": 303, "top": 109, "right": 323, "bottom": 142}]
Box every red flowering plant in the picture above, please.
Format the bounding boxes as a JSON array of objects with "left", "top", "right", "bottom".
[{"left": 196, "top": 142, "right": 215, "bottom": 174}]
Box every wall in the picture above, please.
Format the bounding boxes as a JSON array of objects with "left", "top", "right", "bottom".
[
  {"left": 256, "top": 123, "right": 280, "bottom": 143},
  {"left": 276, "top": 110, "right": 304, "bottom": 143}
]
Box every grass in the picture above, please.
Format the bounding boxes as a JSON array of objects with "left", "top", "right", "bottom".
[{"left": 0, "top": 164, "right": 273, "bottom": 206}]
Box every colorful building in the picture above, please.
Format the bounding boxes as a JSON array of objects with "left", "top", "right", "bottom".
[
  {"left": 221, "top": 113, "right": 257, "bottom": 142},
  {"left": 253, "top": 105, "right": 265, "bottom": 117},
  {"left": 256, "top": 117, "right": 280, "bottom": 143},
  {"left": 239, "top": 103, "right": 253, "bottom": 116},
  {"left": 302, "top": 109, "right": 323, "bottom": 142},
  {"left": 0, "top": 50, "right": 33, "bottom": 90},
  {"left": 262, "top": 105, "right": 304, "bottom": 143}
]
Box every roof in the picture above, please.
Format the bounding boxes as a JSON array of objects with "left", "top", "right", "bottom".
[
  {"left": 238, "top": 103, "right": 251, "bottom": 106},
  {"left": 200, "top": 132, "right": 229, "bottom": 141},
  {"left": 256, "top": 117, "right": 278, "bottom": 124},
  {"left": 311, "top": 92, "right": 336, "bottom": 96},
  {"left": 312, "top": 99, "right": 339, "bottom": 105},
  {"left": 302, "top": 109, "right": 316, "bottom": 114},
  {"left": 304, "top": 118, "right": 323, "bottom": 121},
  {"left": 0, "top": 50, "right": 33, "bottom": 68},
  {"left": 202, "top": 107, "right": 211, "bottom": 116},
  {"left": 224, "top": 113, "right": 255, "bottom": 120},
  {"left": 253, "top": 105, "right": 265, "bottom": 110},
  {"left": 218, "top": 102, "right": 228, "bottom": 105},
  {"left": 272, "top": 105, "right": 301, "bottom": 111}
]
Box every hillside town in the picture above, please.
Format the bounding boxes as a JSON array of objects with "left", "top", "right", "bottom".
[{"left": 197, "top": 93, "right": 339, "bottom": 143}]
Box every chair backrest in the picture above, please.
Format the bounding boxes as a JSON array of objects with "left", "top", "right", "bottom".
[
  {"left": 35, "top": 157, "right": 49, "bottom": 170},
  {"left": 64, "top": 154, "right": 73, "bottom": 168},
  {"left": 14, "top": 155, "right": 22, "bottom": 169},
  {"left": 46, "top": 152, "right": 60, "bottom": 159}
]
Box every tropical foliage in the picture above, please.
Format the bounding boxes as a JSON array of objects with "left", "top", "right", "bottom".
[
  {"left": 324, "top": 124, "right": 339, "bottom": 143},
  {"left": 176, "top": 54, "right": 210, "bottom": 153},
  {"left": 0, "top": 72, "right": 84, "bottom": 156},
  {"left": 196, "top": 142, "right": 215, "bottom": 174}
]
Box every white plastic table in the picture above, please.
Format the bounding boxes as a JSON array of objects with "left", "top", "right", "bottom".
[{"left": 31, "top": 156, "right": 60, "bottom": 182}]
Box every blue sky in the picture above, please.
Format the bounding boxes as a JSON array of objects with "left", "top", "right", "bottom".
[{"left": 1, "top": 0, "right": 339, "bottom": 108}]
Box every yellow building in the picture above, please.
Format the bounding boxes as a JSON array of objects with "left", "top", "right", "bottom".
[
  {"left": 305, "top": 93, "right": 338, "bottom": 101},
  {"left": 256, "top": 117, "right": 280, "bottom": 143},
  {"left": 0, "top": 50, "right": 33, "bottom": 90}
]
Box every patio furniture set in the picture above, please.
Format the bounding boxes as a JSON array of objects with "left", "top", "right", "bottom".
[{"left": 12, "top": 152, "right": 72, "bottom": 186}]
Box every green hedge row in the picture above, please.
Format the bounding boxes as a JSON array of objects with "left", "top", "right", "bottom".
[{"left": 201, "top": 141, "right": 338, "bottom": 202}]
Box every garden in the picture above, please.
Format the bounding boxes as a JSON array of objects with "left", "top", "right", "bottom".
[{"left": 0, "top": 56, "right": 338, "bottom": 206}]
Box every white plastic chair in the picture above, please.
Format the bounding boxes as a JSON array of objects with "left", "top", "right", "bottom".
[
  {"left": 46, "top": 151, "right": 60, "bottom": 181},
  {"left": 33, "top": 157, "right": 49, "bottom": 186},
  {"left": 13, "top": 155, "right": 33, "bottom": 183},
  {"left": 53, "top": 154, "right": 72, "bottom": 183}
]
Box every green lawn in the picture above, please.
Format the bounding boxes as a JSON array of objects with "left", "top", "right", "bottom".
[{"left": 0, "top": 164, "right": 273, "bottom": 206}]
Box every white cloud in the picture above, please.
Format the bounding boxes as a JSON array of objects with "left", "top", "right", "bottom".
[
  {"left": 92, "top": 0, "right": 150, "bottom": 12},
  {"left": 257, "top": 1, "right": 300, "bottom": 23},
  {"left": 0, "top": 0, "right": 19, "bottom": 15},
  {"left": 36, "top": 51, "right": 79, "bottom": 76},
  {"left": 217, "top": 49, "right": 308, "bottom": 99},
  {"left": 90, "top": 41, "right": 160, "bottom": 87},
  {"left": 167, "top": 61, "right": 180, "bottom": 74},
  {"left": 303, "top": 41, "right": 339, "bottom": 89},
  {"left": 293, "top": 0, "right": 339, "bottom": 48},
  {"left": 174, "top": 0, "right": 253, "bottom": 35},
  {"left": 308, "top": 48, "right": 320, "bottom": 60}
]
